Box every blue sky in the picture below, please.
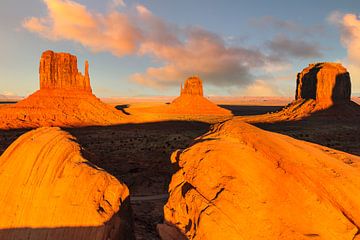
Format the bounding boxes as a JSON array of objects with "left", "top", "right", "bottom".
[{"left": 0, "top": 0, "right": 359, "bottom": 97}]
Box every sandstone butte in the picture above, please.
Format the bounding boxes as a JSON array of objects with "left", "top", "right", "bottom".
[
  {"left": 239, "top": 62, "right": 360, "bottom": 123},
  {"left": 139, "top": 76, "right": 232, "bottom": 117},
  {"left": 0, "top": 50, "right": 127, "bottom": 129},
  {"left": 159, "top": 119, "right": 360, "bottom": 240},
  {"left": 0, "top": 127, "right": 134, "bottom": 240}
]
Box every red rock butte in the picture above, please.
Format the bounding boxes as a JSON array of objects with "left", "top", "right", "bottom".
[
  {"left": 0, "top": 50, "right": 127, "bottom": 129},
  {"left": 39, "top": 50, "right": 92, "bottom": 92},
  {"left": 238, "top": 62, "right": 360, "bottom": 123},
  {"left": 180, "top": 76, "right": 204, "bottom": 96},
  {"left": 296, "top": 62, "right": 351, "bottom": 106}
]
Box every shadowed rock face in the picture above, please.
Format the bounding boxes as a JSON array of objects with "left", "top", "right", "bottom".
[
  {"left": 163, "top": 119, "right": 360, "bottom": 240},
  {"left": 0, "top": 127, "right": 134, "bottom": 240},
  {"left": 296, "top": 62, "right": 351, "bottom": 106},
  {"left": 180, "top": 76, "right": 203, "bottom": 96}
]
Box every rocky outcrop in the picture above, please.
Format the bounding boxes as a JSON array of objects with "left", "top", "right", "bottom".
[
  {"left": 180, "top": 76, "right": 203, "bottom": 96},
  {"left": 0, "top": 50, "right": 127, "bottom": 129},
  {"left": 296, "top": 62, "right": 351, "bottom": 106},
  {"left": 0, "top": 127, "right": 134, "bottom": 240},
  {"left": 163, "top": 119, "right": 360, "bottom": 240},
  {"left": 39, "top": 50, "right": 91, "bottom": 92}
]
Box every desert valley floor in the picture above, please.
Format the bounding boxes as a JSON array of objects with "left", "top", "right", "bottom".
[{"left": 1, "top": 101, "right": 359, "bottom": 239}]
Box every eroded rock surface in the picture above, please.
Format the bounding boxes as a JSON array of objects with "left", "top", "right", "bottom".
[
  {"left": 163, "top": 119, "right": 360, "bottom": 240},
  {"left": 0, "top": 127, "right": 133, "bottom": 240},
  {"left": 0, "top": 50, "right": 127, "bottom": 129}
]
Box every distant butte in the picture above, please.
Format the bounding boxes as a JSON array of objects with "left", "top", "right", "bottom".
[
  {"left": 136, "top": 76, "right": 232, "bottom": 120},
  {"left": 296, "top": 62, "right": 351, "bottom": 107},
  {"left": 0, "top": 50, "right": 127, "bottom": 129},
  {"left": 39, "top": 50, "right": 92, "bottom": 92},
  {"left": 239, "top": 62, "right": 360, "bottom": 123}
]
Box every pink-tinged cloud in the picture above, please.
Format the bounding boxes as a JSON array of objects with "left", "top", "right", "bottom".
[
  {"left": 329, "top": 12, "right": 360, "bottom": 93},
  {"left": 23, "top": 0, "right": 297, "bottom": 95},
  {"left": 23, "top": 0, "right": 142, "bottom": 56}
]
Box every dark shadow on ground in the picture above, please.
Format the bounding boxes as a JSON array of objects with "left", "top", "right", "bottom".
[
  {"left": 65, "top": 120, "right": 210, "bottom": 239},
  {"left": 220, "top": 105, "right": 284, "bottom": 116},
  {"left": 115, "top": 104, "right": 131, "bottom": 115},
  {"left": 252, "top": 102, "right": 360, "bottom": 156}
]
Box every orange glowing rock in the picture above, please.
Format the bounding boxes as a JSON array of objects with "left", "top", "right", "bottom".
[
  {"left": 163, "top": 119, "right": 360, "bottom": 240},
  {"left": 0, "top": 50, "right": 127, "bottom": 129},
  {"left": 39, "top": 50, "right": 92, "bottom": 92},
  {"left": 0, "top": 127, "right": 133, "bottom": 240}
]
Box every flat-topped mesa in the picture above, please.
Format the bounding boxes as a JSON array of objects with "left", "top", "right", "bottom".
[
  {"left": 295, "top": 62, "right": 351, "bottom": 106},
  {"left": 39, "top": 50, "right": 92, "bottom": 92},
  {"left": 180, "top": 76, "right": 204, "bottom": 96}
]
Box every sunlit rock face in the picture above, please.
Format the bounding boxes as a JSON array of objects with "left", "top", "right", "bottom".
[
  {"left": 163, "top": 119, "right": 360, "bottom": 240},
  {"left": 0, "top": 50, "right": 127, "bottom": 129},
  {"left": 296, "top": 62, "right": 351, "bottom": 106},
  {"left": 0, "top": 127, "right": 134, "bottom": 240},
  {"left": 39, "top": 50, "right": 92, "bottom": 92},
  {"left": 180, "top": 76, "right": 204, "bottom": 96}
]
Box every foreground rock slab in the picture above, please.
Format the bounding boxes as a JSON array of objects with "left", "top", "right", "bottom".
[
  {"left": 0, "top": 127, "right": 133, "bottom": 240},
  {"left": 163, "top": 119, "right": 360, "bottom": 240}
]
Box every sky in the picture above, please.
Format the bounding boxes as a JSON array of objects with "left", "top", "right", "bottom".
[{"left": 0, "top": 0, "right": 360, "bottom": 98}]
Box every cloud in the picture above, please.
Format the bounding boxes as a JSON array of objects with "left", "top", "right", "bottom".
[
  {"left": 133, "top": 24, "right": 273, "bottom": 88},
  {"left": 23, "top": 0, "right": 303, "bottom": 96},
  {"left": 23, "top": 0, "right": 142, "bottom": 56},
  {"left": 243, "top": 79, "right": 281, "bottom": 96},
  {"left": 267, "top": 35, "right": 323, "bottom": 59},
  {"left": 250, "top": 16, "right": 325, "bottom": 36},
  {"left": 328, "top": 12, "right": 360, "bottom": 93}
]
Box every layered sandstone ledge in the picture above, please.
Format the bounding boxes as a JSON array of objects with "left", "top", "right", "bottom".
[
  {"left": 160, "top": 119, "right": 360, "bottom": 240},
  {"left": 0, "top": 127, "right": 134, "bottom": 240}
]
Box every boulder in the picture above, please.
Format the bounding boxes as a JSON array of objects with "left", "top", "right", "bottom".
[
  {"left": 0, "top": 127, "right": 134, "bottom": 240},
  {"left": 163, "top": 119, "right": 360, "bottom": 240}
]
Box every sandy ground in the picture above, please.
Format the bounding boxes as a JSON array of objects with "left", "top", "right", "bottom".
[{"left": 0, "top": 98, "right": 359, "bottom": 239}]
